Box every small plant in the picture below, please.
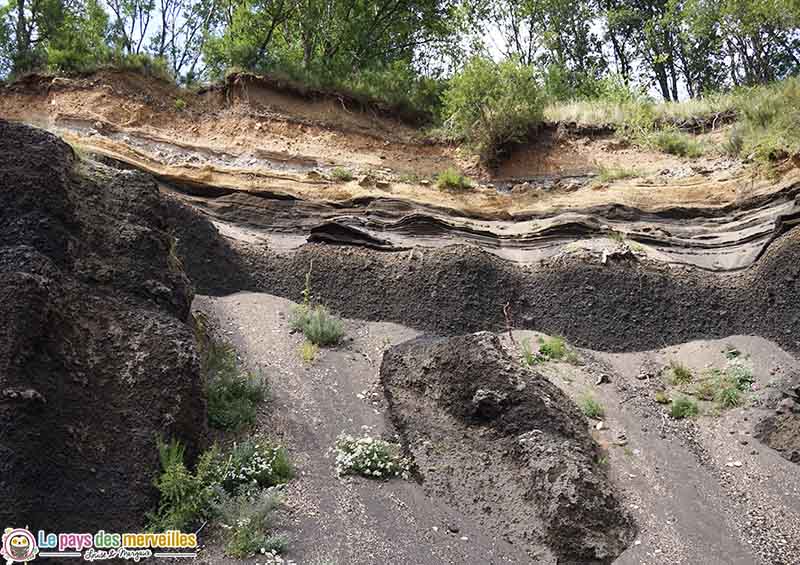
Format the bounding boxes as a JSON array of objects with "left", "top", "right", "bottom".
[
  {"left": 205, "top": 341, "right": 267, "bottom": 431},
  {"left": 670, "top": 396, "right": 699, "bottom": 419},
  {"left": 291, "top": 304, "right": 345, "bottom": 346},
  {"left": 148, "top": 439, "right": 222, "bottom": 531},
  {"left": 519, "top": 337, "right": 541, "bottom": 366},
  {"left": 217, "top": 487, "right": 286, "bottom": 558},
  {"left": 436, "top": 168, "right": 472, "bottom": 190},
  {"left": 331, "top": 167, "right": 354, "bottom": 182},
  {"left": 300, "top": 340, "right": 319, "bottom": 363},
  {"left": 334, "top": 434, "right": 411, "bottom": 480},
  {"left": 538, "top": 335, "right": 577, "bottom": 362},
  {"left": 726, "top": 359, "right": 754, "bottom": 391},
  {"left": 667, "top": 360, "right": 693, "bottom": 385},
  {"left": 174, "top": 98, "right": 187, "bottom": 111},
  {"left": 596, "top": 165, "right": 639, "bottom": 183},
  {"left": 580, "top": 394, "right": 605, "bottom": 419},
  {"left": 654, "top": 390, "right": 670, "bottom": 404},
  {"left": 217, "top": 439, "right": 293, "bottom": 494},
  {"left": 649, "top": 129, "right": 704, "bottom": 158},
  {"left": 715, "top": 383, "right": 741, "bottom": 408}
]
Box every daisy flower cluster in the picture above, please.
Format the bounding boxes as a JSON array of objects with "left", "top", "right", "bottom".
[
  {"left": 334, "top": 433, "right": 411, "bottom": 480},
  {"left": 218, "top": 439, "right": 293, "bottom": 492}
]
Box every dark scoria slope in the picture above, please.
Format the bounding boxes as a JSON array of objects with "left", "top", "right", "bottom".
[
  {"left": 0, "top": 120, "right": 206, "bottom": 531},
  {"left": 380, "top": 332, "right": 636, "bottom": 564}
]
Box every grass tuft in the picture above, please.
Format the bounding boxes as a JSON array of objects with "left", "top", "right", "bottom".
[
  {"left": 670, "top": 396, "right": 699, "bottom": 419},
  {"left": 205, "top": 341, "right": 267, "bottom": 431},
  {"left": 667, "top": 360, "right": 693, "bottom": 385},
  {"left": 596, "top": 165, "right": 639, "bottom": 183},
  {"left": 330, "top": 167, "right": 354, "bottom": 182},
  {"left": 436, "top": 168, "right": 472, "bottom": 190},
  {"left": 580, "top": 394, "right": 605, "bottom": 419},
  {"left": 291, "top": 304, "right": 345, "bottom": 346}
]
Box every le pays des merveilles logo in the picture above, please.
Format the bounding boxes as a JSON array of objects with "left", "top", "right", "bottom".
[{"left": 1, "top": 528, "right": 39, "bottom": 564}]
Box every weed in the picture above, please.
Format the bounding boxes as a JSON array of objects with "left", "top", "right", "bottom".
[
  {"left": 217, "top": 487, "right": 286, "bottom": 558},
  {"left": 205, "top": 340, "right": 267, "bottom": 431},
  {"left": 174, "top": 98, "right": 186, "bottom": 111},
  {"left": 334, "top": 434, "right": 411, "bottom": 479},
  {"left": 300, "top": 340, "right": 319, "bottom": 363},
  {"left": 580, "top": 395, "right": 605, "bottom": 419},
  {"left": 538, "top": 335, "right": 577, "bottom": 362},
  {"left": 148, "top": 439, "right": 221, "bottom": 531},
  {"left": 608, "top": 231, "right": 626, "bottom": 242},
  {"left": 649, "top": 129, "right": 704, "bottom": 158},
  {"left": 670, "top": 396, "right": 699, "bottom": 419},
  {"left": 217, "top": 439, "right": 293, "bottom": 494},
  {"left": 667, "top": 360, "right": 693, "bottom": 385},
  {"left": 726, "top": 360, "right": 754, "bottom": 391},
  {"left": 596, "top": 165, "right": 639, "bottom": 183},
  {"left": 654, "top": 390, "right": 670, "bottom": 404},
  {"left": 519, "top": 337, "right": 541, "bottom": 366},
  {"left": 436, "top": 168, "right": 472, "bottom": 190},
  {"left": 291, "top": 304, "right": 345, "bottom": 346},
  {"left": 331, "top": 167, "right": 354, "bottom": 182},
  {"left": 715, "top": 384, "right": 741, "bottom": 408}
]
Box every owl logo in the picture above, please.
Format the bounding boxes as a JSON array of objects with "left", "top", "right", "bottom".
[{"left": 0, "top": 528, "right": 38, "bottom": 564}]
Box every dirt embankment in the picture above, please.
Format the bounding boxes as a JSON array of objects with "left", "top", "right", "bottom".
[{"left": 0, "top": 120, "right": 206, "bottom": 531}]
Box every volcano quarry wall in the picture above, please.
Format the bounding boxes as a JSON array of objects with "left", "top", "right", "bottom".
[
  {"left": 380, "top": 332, "right": 636, "bottom": 564},
  {"left": 166, "top": 197, "right": 800, "bottom": 355},
  {"left": 0, "top": 120, "right": 206, "bottom": 531}
]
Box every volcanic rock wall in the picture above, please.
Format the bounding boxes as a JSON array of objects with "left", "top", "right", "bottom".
[{"left": 0, "top": 120, "right": 206, "bottom": 531}]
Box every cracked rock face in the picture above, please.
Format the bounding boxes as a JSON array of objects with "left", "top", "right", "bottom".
[
  {"left": 0, "top": 120, "right": 206, "bottom": 531},
  {"left": 381, "top": 332, "right": 636, "bottom": 564}
]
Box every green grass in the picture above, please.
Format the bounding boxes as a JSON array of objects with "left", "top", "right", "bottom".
[
  {"left": 670, "top": 396, "right": 699, "bottom": 419},
  {"left": 330, "top": 167, "right": 354, "bottom": 182},
  {"left": 580, "top": 395, "right": 605, "bottom": 419},
  {"left": 648, "top": 129, "right": 704, "bottom": 157},
  {"left": 596, "top": 165, "right": 639, "bottom": 183},
  {"left": 667, "top": 360, "right": 693, "bottom": 385},
  {"left": 205, "top": 341, "right": 268, "bottom": 431},
  {"left": 291, "top": 304, "right": 345, "bottom": 346},
  {"left": 538, "top": 335, "right": 577, "bottom": 362},
  {"left": 436, "top": 168, "right": 472, "bottom": 190}
]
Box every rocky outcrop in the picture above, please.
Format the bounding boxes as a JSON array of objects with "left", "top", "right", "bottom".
[
  {"left": 756, "top": 377, "right": 800, "bottom": 463},
  {"left": 0, "top": 120, "right": 206, "bottom": 531},
  {"left": 380, "top": 332, "right": 635, "bottom": 564}
]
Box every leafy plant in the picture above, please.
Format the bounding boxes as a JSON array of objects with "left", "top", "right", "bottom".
[
  {"left": 667, "top": 360, "right": 693, "bottom": 385},
  {"left": 217, "top": 439, "right": 293, "bottom": 494},
  {"left": 670, "top": 396, "right": 699, "bottom": 419},
  {"left": 538, "top": 335, "right": 577, "bottom": 362},
  {"left": 442, "top": 56, "right": 543, "bottom": 161},
  {"left": 334, "top": 434, "right": 411, "bottom": 479},
  {"left": 217, "top": 487, "right": 286, "bottom": 558},
  {"left": 519, "top": 337, "right": 541, "bottom": 366},
  {"left": 330, "top": 167, "right": 354, "bottom": 182},
  {"left": 148, "top": 439, "right": 222, "bottom": 531},
  {"left": 291, "top": 304, "right": 345, "bottom": 346},
  {"left": 436, "top": 168, "right": 472, "bottom": 190},
  {"left": 174, "top": 98, "right": 187, "bottom": 111},
  {"left": 580, "top": 395, "right": 605, "bottom": 419},
  {"left": 205, "top": 341, "right": 267, "bottom": 431}
]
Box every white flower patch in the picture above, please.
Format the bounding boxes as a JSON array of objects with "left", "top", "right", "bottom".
[{"left": 334, "top": 433, "right": 411, "bottom": 480}]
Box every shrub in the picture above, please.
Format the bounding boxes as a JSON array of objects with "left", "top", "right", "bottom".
[
  {"left": 217, "top": 439, "right": 293, "bottom": 494},
  {"left": 442, "top": 56, "right": 544, "bottom": 161},
  {"left": 668, "top": 360, "right": 693, "bottom": 385},
  {"left": 331, "top": 167, "right": 354, "bottom": 182},
  {"left": 670, "top": 396, "right": 698, "bottom": 419},
  {"left": 334, "top": 434, "right": 411, "bottom": 479},
  {"left": 148, "top": 439, "right": 222, "bottom": 531},
  {"left": 175, "top": 98, "right": 187, "bottom": 111},
  {"left": 715, "top": 383, "right": 741, "bottom": 408},
  {"left": 649, "top": 129, "right": 704, "bottom": 157},
  {"left": 291, "top": 304, "right": 344, "bottom": 346},
  {"left": 205, "top": 341, "right": 267, "bottom": 431},
  {"left": 539, "top": 335, "right": 577, "bottom": 362},
  {"left": 580, "top": 395, "right": 605, "bottom": 419},
  {"left": 217, "top": 487, "right": 286, "bottom": 558},
  {"left": 436, "top": 168, "right": 472, "bottom": 190},
  {"left": 726, "top": 360, "right": 754, "bottom": 391},
  {"left": 596, "top": 165, "right": 639, "bottom": 183}
]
